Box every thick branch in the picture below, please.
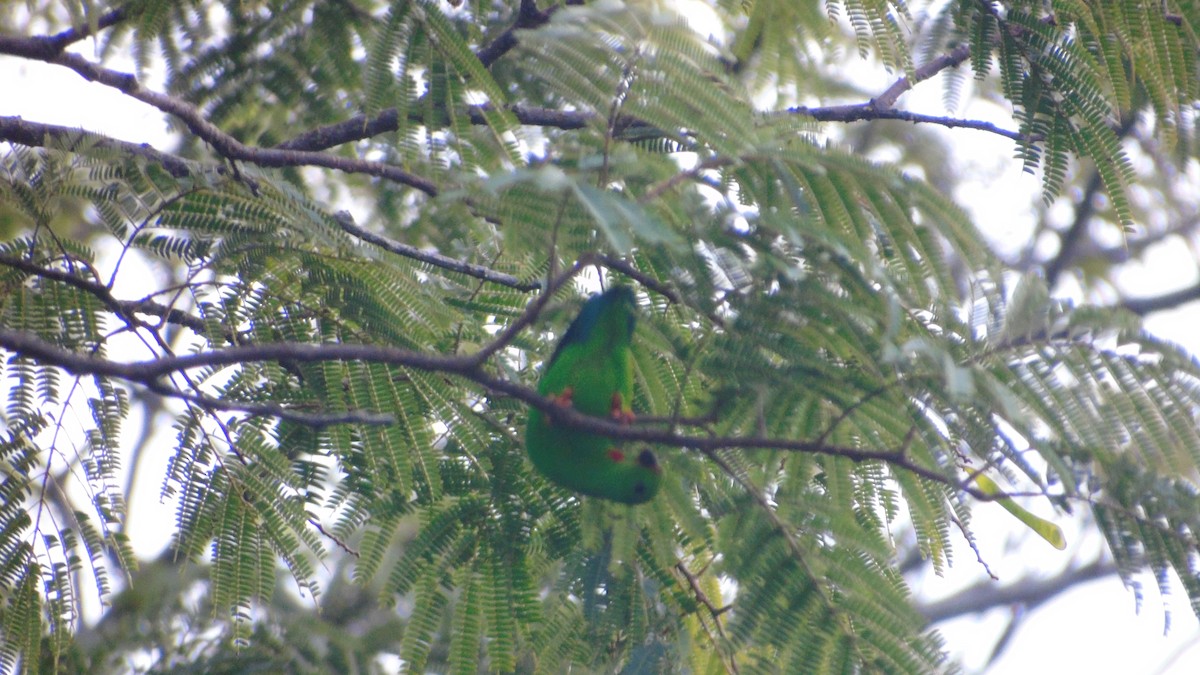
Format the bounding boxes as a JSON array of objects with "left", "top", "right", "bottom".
[
  {"left": 1123, "top": 283, "right": 1200, "bottom": 316},
  {"left": 920, "top": 558, "right": 1118, "bottom": 623},
  {"left": 0, "top": 116, "right": 193, "bottom": 177},
  {"left": 5, "top": 7, "right": 128, "bottom": 58},
  {"left": 474, "top": 0, "right": 555, "bottom": 68},
  {"left": 0, "top": 37, "right": 439, "bottom": 195},
  {"left": 0, "top": 326, "right": 993, "bottom": 497}
]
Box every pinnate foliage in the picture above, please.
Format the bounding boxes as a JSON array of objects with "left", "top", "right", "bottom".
[{"left": 1, "top": 1, "right": 1199, "bottom": 673}]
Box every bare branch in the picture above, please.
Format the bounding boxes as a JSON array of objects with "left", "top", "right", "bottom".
[
  {"left": 0, "top": 326, "right": 989, "bottom": 497},
  {"left": 275, "top": 103, "right": 596, "bottom": 152},
  {"left": 873, "top": 44, "right": 972, "bottom": 110},
  {"left": 1123, "top": 283, "right": 1200, "bottom": 316},
  {"left": 675, "top": 562, "right": 732, "bottom": 617},
  {"left": 0, "top": 116, "right": 193, "bottom": 177},
  {"left": 787, "top": 105, "right": 1031, "bottom": 142},
  {"left": 0, "top": 39, "right": 439, "bottom": 195},
  {"left": 951, "top": 515, "right": 999, "bottom": 581},
  {"left": 310, "top": 518, "right": 359, "bottom": 557},
  {"left": 919, "top": 557, "right": 1118, "bottom": 623},
  {"left": 276, "top": 41, "right": 1014, "bottom": 153},
  {"left": 2, "top": 7, "right": 128, "bottom": 58},
  {"left": 475, "top": 0, "right": 555, "bottom": 68}
]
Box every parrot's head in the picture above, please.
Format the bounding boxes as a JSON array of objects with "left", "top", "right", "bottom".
[{"left": 608, "top": 447, "right": 662, "bottom": 505}]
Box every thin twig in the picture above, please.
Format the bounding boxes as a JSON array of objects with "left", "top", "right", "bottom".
[
  {"left": 309, "top": 518, "right": 360, "bottom": 557},
  {"left": 951, "top": 515, "right": 998, "bottom": 581},
  {"left": 334, "top": 211, "right": 539, "bottom": 291}
]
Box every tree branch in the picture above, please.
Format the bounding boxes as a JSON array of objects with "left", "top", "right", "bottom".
[
  {"left": 1041, "top": 115, "right": 1138, "bottom": 287},
  {"left": 276, "top": 44, "right": 1017, "bottom": 152},
  {"left": 873, "top": 44, "right": 972, "bottom": 110},
  {"left": 0, "top": 326, "right": 998, "bottom": 498},
  {"left": 0, "top": 116, "right": 193, "bottom": 177},
  {"left": 474, "top": 0, "right": 555, "bottom": 68},
  {"left": 275, "top": 103, "right": 597, "bottom": 152},
  {"left": 0, "top": 252, "right": 211, "bottom": 335},
  {"left": 146, "top": 377, "right": 394, "bottom": 427},
  {"left": 788, "top": 105, "right": 1031, "bottom": 142},
  {"left": 3, "top": 10, "right": 1022, "bottom": 181},
  {"left": 919, "top": 557, "right": 1118, "bottom": 623},
  {"left": 0, "top": 122, "right": 545, "bottom": 296},
  {"left": 5, "top": 7, "right": 128, "bottom": 58},
  {"left": 1123, "top": 283, "right": 1200, "bottom": 316},
  {"left": 0, "top": 38, "right": 439, "bottom": 195},
  {"left": 334, "top": 211, "right": 540, "bottom": 291}
]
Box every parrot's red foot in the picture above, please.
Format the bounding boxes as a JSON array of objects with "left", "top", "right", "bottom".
[
  {"left": 552, "top": 387, "right": 575, "bottom": 407},
  {"left": 543, "top": 387, "right": 575, "bottom": 426},
  {"left": 610, "top": 393, "right": 636, "bottom": 424}
]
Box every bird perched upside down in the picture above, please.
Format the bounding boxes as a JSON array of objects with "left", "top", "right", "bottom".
[{"left": 525, "top": 285, "right": 662, "bottom": 504}]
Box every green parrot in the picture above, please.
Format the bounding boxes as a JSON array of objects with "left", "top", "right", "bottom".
[{"left": 525, "top": 285, "right": 662, "bottom": 504}]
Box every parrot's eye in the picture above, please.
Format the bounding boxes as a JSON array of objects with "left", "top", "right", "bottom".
[{"left": 637, "top": 449, "right": 658, "bottom": 470}]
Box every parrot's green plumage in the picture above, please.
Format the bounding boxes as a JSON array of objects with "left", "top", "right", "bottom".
[{"left": 525, "top": 286, "right": 662, "bottom": 504}]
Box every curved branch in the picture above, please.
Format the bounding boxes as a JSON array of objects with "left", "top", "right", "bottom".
[
  {"left": 0, "top": 123, "right": 544, "bottom": 295},
  {"left": 919, "top": 557, "right": 1118, "bottom": 623},
  {"left": 3, "top": 7, "right": 128, "bottom": 57},
  {"left": 475, "top": 0, "right": 555, "bottom": 68},
  {"left": 1123, "top": 283, "right": 1200, "bottom": 316},
  {"left": 0, "top": 252, "right": 210, "bottom": 335},
  {"left": 0, "top": 38, "right": 439, "bottom": 195}
]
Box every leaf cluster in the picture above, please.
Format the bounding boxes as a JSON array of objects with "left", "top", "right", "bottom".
[{"left": 0, "top": 2, "right": 1199, "bottom": 674}]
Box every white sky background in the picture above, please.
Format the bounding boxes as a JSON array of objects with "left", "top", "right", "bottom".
[{"left": 4, "top": 2, "right": 1200, "bottom": 673}]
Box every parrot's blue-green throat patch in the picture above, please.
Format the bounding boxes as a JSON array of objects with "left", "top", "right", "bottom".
[{"left": 550, "top": 285, "right": 636, "bottom": 363}]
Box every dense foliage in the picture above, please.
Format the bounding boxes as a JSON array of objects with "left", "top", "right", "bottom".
[{"left": 1, "top": 1, "right": 1199, "bottom": 673}]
